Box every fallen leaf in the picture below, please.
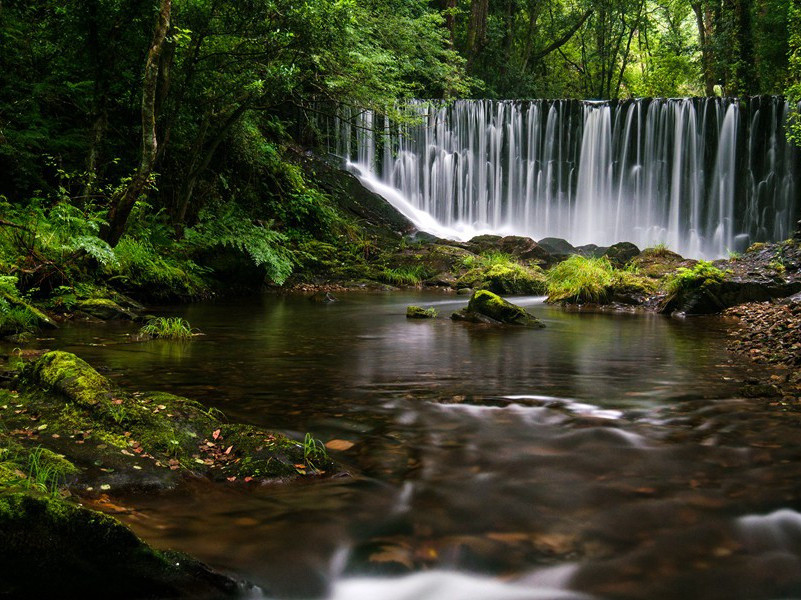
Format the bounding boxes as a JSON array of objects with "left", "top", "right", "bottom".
[
  {"left": 224, "top": 445, "right": 233, "bottom": 455},
  {"left": 325, "top": 439, "right": 354, "bottom": 451},
  {"left": 212, "top": 429, "right": 221, "bottom": 440}
]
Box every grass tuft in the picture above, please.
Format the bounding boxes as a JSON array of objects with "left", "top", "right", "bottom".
[
  {"left": 140, "top": 317, "right": 195, "bottom": 340},
  {"left": 546, "top": 256, "right": 615, "bottom": 303}
]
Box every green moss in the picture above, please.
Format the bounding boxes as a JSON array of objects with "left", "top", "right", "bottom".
[
  {"left": 457, "top": 252, "right": 546, "bottom": 294},
  {"left": 406, "top": 305, "right": 438, "bottom": 319},
  {"left": 454, "top": 290, "right": 544, "bottom": 327},
  {"left": 27, "top": 351, "right": 113, "bottom": 407},
  {"left": 664, "top": 260, "right": 728, "bottom": 295}
]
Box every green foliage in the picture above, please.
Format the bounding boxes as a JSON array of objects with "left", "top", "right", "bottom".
[
  {"left": 112, "top": 237, "right": 207, "bottom": 299},
  {"left": 140, "top": 317, "right": 195, "bottom": 341},
  {"left": 0, "top": 198, "right": 116, "bottom": 291},
  {"left": 787, "top": 0, "right": 801, "bottom": 145},
  {"left": 184, "top": 203, "right": 293, "bottom": 285},
  {"left": 546, "top": 256, "right": 615, "bottom": 303},
  {"left": 0, "top": 276, "right": 38, "bottom": 335},
  {"left": 664, "top": 260, "right": 728, "bottom": 294},
  {"left": 379, "top": 265, "right": 430, "bottom": 286}
]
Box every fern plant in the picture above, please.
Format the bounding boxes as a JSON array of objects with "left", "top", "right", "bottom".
[{"left": 184, "top": 203, "right": 293, "bottom": 285}]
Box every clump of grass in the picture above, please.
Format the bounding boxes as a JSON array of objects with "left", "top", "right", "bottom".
[
  {"left": 379, "top": 265, "right": 430, "bottom": 286},
  {"left": 140, "top": 317, "right": 195, "bottom": 340},
  {"left": 303, "top": 433, "right": 328, "bottom": 471},
  {"left": 664, "top": 260, "right": 728, "bottom": 295},
  {"left": 546, "top": 255, "right": 615, "bottom": 303}
]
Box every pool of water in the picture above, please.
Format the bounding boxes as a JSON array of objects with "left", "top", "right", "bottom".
[{"left": 23, "top": 292, "right": 801, "bottom": 599}]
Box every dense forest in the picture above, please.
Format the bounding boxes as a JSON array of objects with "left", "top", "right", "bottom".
[{"left": 1, "top": 0, "right": 800, "bottom": 303}]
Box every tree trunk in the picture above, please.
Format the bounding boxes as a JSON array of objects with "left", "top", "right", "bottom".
[
  {"left": 692, "top": 1, "right": 716, "bottom": 96},
  {"left": 466, "top": 0, "right": 489, "bottom": 68},
  {"left": 103, "top": 0, "right": 172, "bottom": 245}
]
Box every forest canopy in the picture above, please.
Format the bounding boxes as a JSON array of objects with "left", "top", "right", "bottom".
[{"left": 0, "top": 0, "right": 799, "bottom": 267}]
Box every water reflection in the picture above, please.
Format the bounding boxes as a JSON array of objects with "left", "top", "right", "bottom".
[{"left": 13, "top": 292, "right": 801, "bottom": 599}]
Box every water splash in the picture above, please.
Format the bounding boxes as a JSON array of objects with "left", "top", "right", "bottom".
[{"left": 325, "top": 98, "right": 799, "bottom": 258}]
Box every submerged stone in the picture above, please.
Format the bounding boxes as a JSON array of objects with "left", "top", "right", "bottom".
[{"left": 452, "top": 290, "right": 544, "bottom": 327}]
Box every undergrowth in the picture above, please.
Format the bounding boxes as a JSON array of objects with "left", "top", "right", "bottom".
[{"left": 546, "top": 256, "right": 615, "bottom": 303}]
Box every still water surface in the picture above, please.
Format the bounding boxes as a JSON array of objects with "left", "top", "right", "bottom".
[{"left": 34, "top": 292, "right": 801, "bottom": 599}]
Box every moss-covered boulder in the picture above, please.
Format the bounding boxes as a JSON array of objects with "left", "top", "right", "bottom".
[
  {"left": 29, "top": 350, "right": 113, "bottom": 407},
  {"left": 14, "top": 352, "right": 338, "bottom": 489},
  {"left": 457, "top": 260, "right": 547, "bottom": 295},
  {"left": 452, "top": 290, "right": 544, "bottom": 327},
  {"left": 0, "top": 493, "right": 239, "bottom": 599},
  {"left": 406, "top": 305, "right": 437, "bottom": 319},
  {"left": 76, "top": 298, "right": 135, "bottom": 320},
  {"left": 537, "top": 237, "right": 577, "bottom": 258}
]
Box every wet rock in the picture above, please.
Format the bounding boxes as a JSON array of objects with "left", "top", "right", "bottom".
[
  {"left": 0, "top": 493, "right": 241, "bottom": 599},
  {"left": 309, "top": 291, "right": 338, "bottom": 303},
  {"left": 537, "top": 237, "right": 577, "bottom": 258},
  {"left": 741, "top": 383, "right": 782, "bottom": 398},
  {"left": 575, "top": 244, "right": 609, "bottom": 258},
  {"left": 452, "top": 290, "right": 545, "bottom": 327},
  {"left": 423, "top": 273, "right": 457, "bottom": 288},
  {"left": 406, "top": 306, "right": 437, "bottom": 319},
  {"left": 76, "top": 298, "right": 135, "bottom": 321},
  {"left": 467, "top": 235, "right": 503, "bottom": 252},
  {"left": 496, "top": 236, "right": 550, "bottom": 263},
  {"left": 660, "top": 279, "right": 801, "bottom": 315},
  {"left": 17, "top": 351, "right": 339, "bottom": 484},
  {"left": 603, "top": 242, "right": 641, "bottom": 267}
]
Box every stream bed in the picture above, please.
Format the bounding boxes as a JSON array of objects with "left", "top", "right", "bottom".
[{"left": 25, "top": 292, "right": 801, "bottom": 599}]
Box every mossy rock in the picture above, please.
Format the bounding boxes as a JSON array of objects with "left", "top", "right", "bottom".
[
  {"left": 28, "top": 351, "right": 113, "bottom": 408},
  {"left": 457, "top": 262, "right": 547, "bottom": 295},
  {"left": 406, "top": 305, "right": 437, "bottom": 319},
  {"left": 76, "top": 298, "right": 135, "bottom": 321},
  {"left": 15, "top": 352, "right": 339, "bottom": 486},
  {"left": 452, "top": 290, "right": 544, "bottom": 327},
  {"left": 0, "top": 493, "right": 239, "bottom": 599}
]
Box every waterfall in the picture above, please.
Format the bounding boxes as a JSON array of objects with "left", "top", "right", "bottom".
[{"left": 325, "top": 98, "right": 800, "bottom": 258}]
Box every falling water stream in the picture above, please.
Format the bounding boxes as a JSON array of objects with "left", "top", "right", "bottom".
[
  {"left": 323, "top": 98, "right": 799, "bottom": 257},
  {"left": 21, "top": 292, "right": 801, "bottom": 599}
]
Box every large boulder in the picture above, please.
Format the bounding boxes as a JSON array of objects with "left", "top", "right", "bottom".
[
  {"left": 603, "top": 242, "right": 641, "bottom": 267},
  {"left": 451, "top": 290, "right": 544, "bottom": 327},
  {"left": 537, "top": 237, "right": 577, "bottom": 258},
  {"left": 497, "top": 236, "right": 550, "bottom": 263},
  {"left": 575, "top": 244, "right": 609, "bottom": 258}
]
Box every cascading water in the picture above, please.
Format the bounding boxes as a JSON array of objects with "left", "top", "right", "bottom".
[{"left": 324, "top": 98, "right": 799, "bottom": 258}]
